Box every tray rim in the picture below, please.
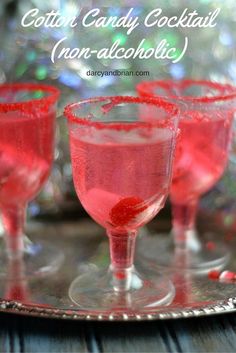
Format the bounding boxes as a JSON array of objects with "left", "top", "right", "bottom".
[
  {"left": 0, "top": 297, "right": 235, "bottom": 321},
  {"left": 1, "top": 219, "right": 236, "bottom": 322}
]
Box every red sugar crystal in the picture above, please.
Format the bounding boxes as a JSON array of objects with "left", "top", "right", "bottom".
[
  {"left": 208, "top": 270, "right": 220, "bottom": 280},
  {"left": 110, "top": 197, "right": 147, "bottom": 227},
  {"left": 114, "top": 271, "right": 126, "bottom": 280},
  {"left": 206, "top": 241, "right": 216, "bottom": 251}
]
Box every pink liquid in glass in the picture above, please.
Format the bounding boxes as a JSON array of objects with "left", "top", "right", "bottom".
[
  {"left": 0, "top": 111, "right": 55, "bottom": 208},
  {"left": 70, "top": 127, "right": 175, "bottom": 232},
  {"left": 171, "top": 112, "right": 233, "bottom": 203}
]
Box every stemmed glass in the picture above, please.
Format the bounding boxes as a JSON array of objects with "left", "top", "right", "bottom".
[
  {"left": 0, "top": 83, "right": 64, "bottom": 276},
  {"left": 137, "top": 79, "right": 236, "bottom": 273},
  {"left": 64, "top": 96, "right": 179, "bottom": 311}
]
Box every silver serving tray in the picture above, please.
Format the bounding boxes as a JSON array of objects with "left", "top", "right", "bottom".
[{"left": 0, "top": 217, "right": 236, "bottom": 321}]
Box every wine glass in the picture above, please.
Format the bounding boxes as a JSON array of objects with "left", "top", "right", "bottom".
[
  {"left": 0, "top": 83, "right": 64, "bottom": 276},
  {"left": 137, "top": 79, "right": 236, "bottom": 273},
  {"left": 64, "top": 96, "right": 179, "bottom": 312}
]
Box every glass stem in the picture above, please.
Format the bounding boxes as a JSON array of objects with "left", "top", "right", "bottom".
[
  {"left": 1, "top": 205, "right": 26, "bottom": 258},
  {"left": 171, "top": 200, "right": 201, "bottom": 252},
  {"left": 107, "top": 229, "right": 137, "bottom": 292}
]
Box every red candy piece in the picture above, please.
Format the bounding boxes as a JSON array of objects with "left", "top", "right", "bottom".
[
  {"left": 208, "top": 270, "right": 220, "bottom": 280},
  {"left": 110, "top": 197, "right": 147, "bottom": 227},
  {"left": 219, "top": 271, "right": 236, "bottom": 281}
]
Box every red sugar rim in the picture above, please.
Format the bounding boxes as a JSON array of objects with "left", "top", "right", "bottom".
[
  {"left": 136, "top": 79, "right": 236, "bottom": 104},
  {"left": 0, "top": 83, "right": 60, "bottom": 113},
  {"left": 64, "top": 95, "right": 179, "bottom": 131}
]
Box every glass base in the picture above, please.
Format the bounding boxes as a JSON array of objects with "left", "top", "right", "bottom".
[
  {"left": 69, "top": 263, "right": 175, "bottom": 312},
  {"left": 137, "top": 230, "right": 230, "bottom": 274},
  {"left": 0, "top": 237, "right": 64, "bottom": 278}
]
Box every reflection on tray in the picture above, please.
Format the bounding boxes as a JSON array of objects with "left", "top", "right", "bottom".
[{"left": 0, "top": 219, "right": 235, "bottom": 321}]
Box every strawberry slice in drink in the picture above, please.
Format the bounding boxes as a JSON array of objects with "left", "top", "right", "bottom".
[{"left": 109, "top": 197, "right": 147, "bottom": 227}]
